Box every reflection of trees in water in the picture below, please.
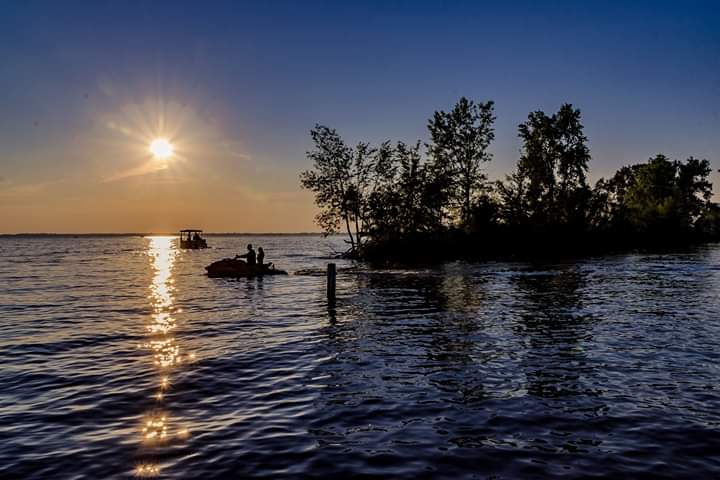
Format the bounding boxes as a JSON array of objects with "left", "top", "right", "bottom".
[
  {"left": 307, "top": 263, "right": 613, "bottom": 457},
  {"left": 511, "top": 264, "right": 600, "bottom": 399},
  {"left": 314, "top": 266, "right": 494, "bottom": 413},
  {"left": 362, "top": 268, "right": 486, "bottom": 363},
  {"left": 414, "top": 270, "right": 492, "bottom": 406}
]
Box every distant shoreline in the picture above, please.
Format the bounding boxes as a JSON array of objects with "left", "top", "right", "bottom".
[{"left": 0, "top": 232, "right": 329, "bottom": 237}]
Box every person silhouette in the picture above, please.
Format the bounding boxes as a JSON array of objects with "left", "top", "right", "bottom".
[
  {"left": 257, "top": 247, "right": 265, "bottom": 266},
  {"left": 236, "top": 244, "right": 257, "bottom": 265}
]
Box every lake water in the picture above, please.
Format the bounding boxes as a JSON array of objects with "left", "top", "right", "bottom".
[{"left": 1, "top": 235, "right": 719, "bottom": 479}]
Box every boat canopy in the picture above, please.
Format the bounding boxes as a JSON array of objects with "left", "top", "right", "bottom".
[{"left": 180, "top": 229, "right": 203, "bottom": 233}]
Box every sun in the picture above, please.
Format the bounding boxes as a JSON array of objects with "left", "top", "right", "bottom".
[{"left": 149, "top": 138, "right": 174, "bottom": 160}]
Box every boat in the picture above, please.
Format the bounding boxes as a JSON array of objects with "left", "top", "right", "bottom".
[
  {"left": 205, "top": 258, "right": 288, "bottom": 278},
  {"left": 179, "top": 229, "right": 208, "bottom": 249}
]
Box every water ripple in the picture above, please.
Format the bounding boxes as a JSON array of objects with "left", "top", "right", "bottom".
[{"left": 1, "top": 237, "right": 719, "bottom": 478}]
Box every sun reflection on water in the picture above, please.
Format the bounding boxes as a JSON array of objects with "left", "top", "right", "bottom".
[
  {"left": 145, "top": 236, "right": 181, "bottom": 377},
  {"left": 135, "top": 236, "right": 192, "bottom": 476}
]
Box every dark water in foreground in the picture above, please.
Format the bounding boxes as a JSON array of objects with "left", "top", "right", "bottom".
[{"left": 1, "top": 235, "right": 719, "bottom": 479}]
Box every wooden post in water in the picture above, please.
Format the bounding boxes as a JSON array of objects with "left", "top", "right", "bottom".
[{"left": 327, "top": 263, "right": 336, "bottom": 303}]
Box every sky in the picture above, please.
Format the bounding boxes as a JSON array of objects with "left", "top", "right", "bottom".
[{"left": 1, "top": 0, "right": 718, "bottom": 233}]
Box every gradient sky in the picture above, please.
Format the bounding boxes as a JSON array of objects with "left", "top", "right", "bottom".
[{"left": 1, "top": 0, "right": 718, "bottom": 233}]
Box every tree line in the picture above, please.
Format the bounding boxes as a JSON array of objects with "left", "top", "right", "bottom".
[{"left": 300, "top": 97, "right": 719, "bottom": 260}]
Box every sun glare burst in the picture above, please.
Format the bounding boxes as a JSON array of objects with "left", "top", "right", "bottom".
[{"left": 149, "top": 138, "right": 174, "bottom": 160}]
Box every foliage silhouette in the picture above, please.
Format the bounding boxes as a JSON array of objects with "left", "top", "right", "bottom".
[
  {"left": 427, "top": 97, "right": 496, "bottom": 228},
  {"left": 300, "top": 98, "right": 718, "bottom": 260}
]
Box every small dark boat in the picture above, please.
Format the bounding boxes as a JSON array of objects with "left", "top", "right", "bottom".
[
  {"left": 179, "top": 229, "right": 208, "bottom": 249},
  {"left": 206, "top": 258, "right": 288, "bottom": 278}
]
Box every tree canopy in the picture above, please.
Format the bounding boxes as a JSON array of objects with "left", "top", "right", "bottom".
[
  {"left": 300, "top": 98, "right": 718, "bottom": 259},
  {"left": 427, "top": 97, "right": 495, "bottom": 227}
]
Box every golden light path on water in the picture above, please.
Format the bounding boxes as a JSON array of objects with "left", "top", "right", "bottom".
[{"left": 136, "top": 236, "right": 192, "bottom": 477}]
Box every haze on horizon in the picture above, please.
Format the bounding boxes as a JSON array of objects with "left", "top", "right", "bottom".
[{"left": 1, "top": 0, "right": 718, "bottom": 234}]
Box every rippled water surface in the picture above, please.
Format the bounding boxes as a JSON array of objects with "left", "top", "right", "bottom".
[{"left": 1, "top": 235, "right": 720, "bottom": 479}]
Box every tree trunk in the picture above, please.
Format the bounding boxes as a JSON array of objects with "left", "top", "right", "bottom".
[
  {"left": 354, "top": 209, "right": 361, "bottom": 254},
  {"left": 465, "top": 186, "right": 471, "bottom": 227},
  {"left": 464, "top": 172, "right": 472, "bottom": 227},
  {"left": 344, "top": 215, "right": 355, "bottom": 251}
]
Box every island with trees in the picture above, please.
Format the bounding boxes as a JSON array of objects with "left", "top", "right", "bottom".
[{"left": 300, "top": 98, "right": 719, "bottom": 261}]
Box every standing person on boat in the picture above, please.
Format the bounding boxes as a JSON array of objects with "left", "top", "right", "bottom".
[{"left": 235, "top": 244, "right": 256, "bottom": 265}]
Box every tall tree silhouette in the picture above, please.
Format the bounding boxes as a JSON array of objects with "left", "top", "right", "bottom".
[
  {"left": 515, "top": 104, "right": 590, "bottom": 228},
  {"left": 428, "top": 97, "right": 495, "bottom": 228},
  {"left": 300, "top": 125, "right": 376, "bottom": 254}
]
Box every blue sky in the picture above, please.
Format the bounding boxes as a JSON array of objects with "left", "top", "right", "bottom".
[{"left": 1, "top": 0, "right": 718, "bottom": 232}]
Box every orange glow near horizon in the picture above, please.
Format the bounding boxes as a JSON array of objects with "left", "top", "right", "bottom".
[{"left": 0, "top": 93, "right": 319, "bottom": 234}]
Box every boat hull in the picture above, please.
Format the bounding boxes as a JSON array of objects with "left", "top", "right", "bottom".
[
  {"left": 180, "top": 239, "right": 208, "bottom": 249},
  {"left": 206, "top": 259, "right": 288, "bottom": 278}
]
